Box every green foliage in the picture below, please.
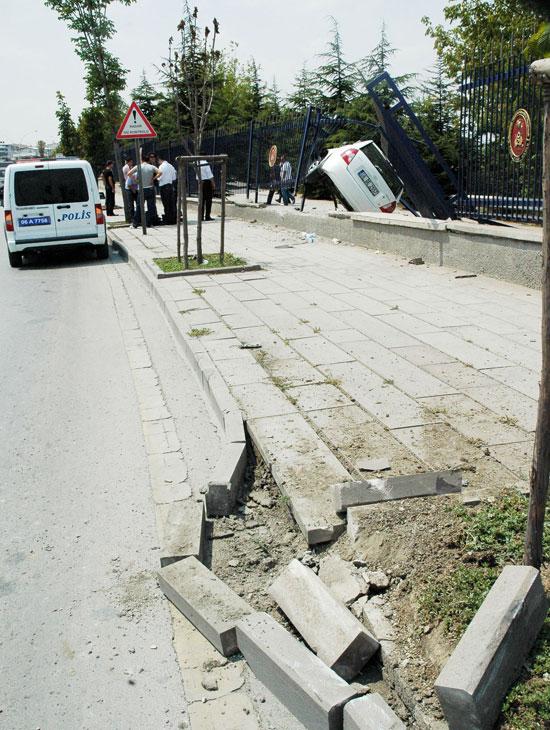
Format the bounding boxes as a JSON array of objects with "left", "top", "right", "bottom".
[
  {"left": 77, "top": 106, "right": 111, "bottom": 175},
  {"left": 355, "top": 22, "right": 416, "bottom": 99},
  {"left": 316, "top": 16, "right": 356, "bottom": 112},
  {"left": 525, "top": 22, "right": 550, "bottom": 58},
  {"left": 419, "top": 492, "right": 549, "bottom": 729},
  {"left": 37, "top": 140, "right": 46, "bottom": 158},
  {"left": 154, "top": 252, "right": 246, "bottom": 272},
  {"left": 422, "top": 0, "right": 545, "bottom": 76},
  {"left": 131, "top": 72, "right": 159, "bottom": 118},
  {"left": 287, "top": 65, "right": 321, "bottom": 111},
  {"left": 55, "top": 92, "right": 80, "bottom": 157},
  {"left": 187, "top": 327, "right": 213, "bottom": 337}
]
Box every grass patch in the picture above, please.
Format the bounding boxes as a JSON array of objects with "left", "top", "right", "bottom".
[
  {"left": 419, "top": 492, "right": 549, "bottom": 729},
  {"left": 154, "top": 252, "right": 247, "bottom": 273},
  {"left": 192, "top": 288, "right": 205, "bottom": 295},
  {"left": 187, "top": 327, "right": 213, "bottom": 338}
]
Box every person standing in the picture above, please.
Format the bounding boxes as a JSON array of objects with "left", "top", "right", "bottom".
[
  {"left": 125, "top": 168, "right": 139, "bottom": 221},
  {"left": 279, "top": 154, "right": 295, "bottom": 206},
  {"left": 128, "top": 156, "right": 161, "bottom": 228},
  {"left": 197, "top": 160, "right": 215, "bottom": 221},
  {"left": 102, "top": 160, "right": 116, "bottom": 216},
  {"left": 157, "top": 153, "right": 177, "bottom": 225}
]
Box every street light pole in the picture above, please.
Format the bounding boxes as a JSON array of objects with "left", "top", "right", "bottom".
[{"left": 524, "top": 58, "right": 550, "bottom": 569}]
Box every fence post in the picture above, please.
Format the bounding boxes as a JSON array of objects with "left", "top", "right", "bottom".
[
  {"left": 294, "top": 106, "right": 313, "bottom": 198},
  {"left": 300, "top": 108, "right": 322, "bottom": 212},
  {"left": 212, "top": 128, "right": 218, "bottom": 156},
  {"left": 246, "top": 120, "right": 254, "bottom": 199},
  {"left": 524, "top": 59, "right": 550, "bottom": 569},
  {"left": 254, "top": 122, "right": 262, "bottom": 204},
  {"left": 168, "top": 140, "right": 173, "bottom": 164}
]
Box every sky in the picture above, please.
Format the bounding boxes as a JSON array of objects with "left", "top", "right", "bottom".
[{"left": 0, "top": 0, "right": 447, "bottom": 145}]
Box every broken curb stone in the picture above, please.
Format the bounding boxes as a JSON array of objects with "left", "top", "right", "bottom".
[
  {"left": 435, "top": 565, "right": 548, "bottom": 730},
  {"left": 157, "top": 499, "right": 205, "bottom": 567},
  {"left": 333, "top": 471, "right": 462, "bottom": 512},
  {"left": 344, "top": 693, "right": 406, "bottom": 729},
  {"left": 236, "top": 612, "right": 359, "bottom": 730},
  {"left": 269, "top": 559, "right": 379, "bottom": 680},
  {"left": 157, "top": 556, "right": 253, "bottom": 656},
  {"left": 319, "top": 554, "right": 367, "bottom": 605},
  {"left": 356, "top": 457, "right": 391, "bottom": 472}
]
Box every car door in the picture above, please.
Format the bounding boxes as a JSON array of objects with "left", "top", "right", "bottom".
[
  {"left": 12, "top": 164, "right": 58, "bottom": 243},
  {"left": 51, "top": 166, "right": 95, "bottom": 241}
]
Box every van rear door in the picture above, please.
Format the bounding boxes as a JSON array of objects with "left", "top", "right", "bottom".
[
  {"left": 52, "top": 166, "right": 96, "bottom": 241},
  {"left": 12, "top": 164, "right": 58, "bottom": 243}
]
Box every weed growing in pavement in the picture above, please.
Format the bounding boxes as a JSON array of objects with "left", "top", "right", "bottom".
[
  {"left": 499, "top": 414, "right": 520, "bottom": 427},
  {"left": 188, "top": 327, "right": 213, "bottom": 338},
  {"left": 299, "top": 319, "right": 309, "bottom": 324},
  {"left": 271, "top": 376, "right": 290, "bottom": 391},
  {"left": 153, "top": 253, "right": 246, "bottom": 272},
  {"left": 313, "top": 327, "right": 321, "bottom": 333},
  {"left": 383, "top": 378, "right": 394, "bottom": 385},
  {"left": 324, "top": 377, "right": 341, "bottom": 387},
  {"left": 390, "top": 304, "right": 399, "bottom": 310},
  {"left": 278, "top": 493, "right": 291, "bottom": 507},
  {"left": 419, "top": 492, "right": 549, "bottom": 728},
  {"left": 192, "top": 288, "right": 205, "bottom": 295}
]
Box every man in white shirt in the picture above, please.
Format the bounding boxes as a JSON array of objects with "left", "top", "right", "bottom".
[
  {"left": 197, "top": 160, "right": 215, "bottom": 221},
  {"left": 128, "top": 157, "right": 161, "bottom": 228},
  {"left": 157, "top": 153, "right": 177, "bottom": 225}
]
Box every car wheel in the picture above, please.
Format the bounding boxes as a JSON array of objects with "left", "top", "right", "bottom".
[
  {"left": 96, "top": 243, "right": 109, "bottom": 260},
  {"left": 8, "top": 250, "right": 23, "bottom": 268}
]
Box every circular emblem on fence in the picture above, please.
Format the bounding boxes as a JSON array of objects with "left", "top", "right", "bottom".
[
  {"left": 268, "top": 145, "right": 278, "bottom": 168},
  {"left": 508, "top": 109, "right": 531, "bottom": 162}
]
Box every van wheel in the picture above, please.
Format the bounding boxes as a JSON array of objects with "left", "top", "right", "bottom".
[
  {"left": 8, "top": 250, "right": 23, "bottom": 268},
  {"left": 96, "top": 243, "right": 109, "bottom": 260}
]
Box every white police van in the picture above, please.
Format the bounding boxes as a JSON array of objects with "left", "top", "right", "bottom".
[{"left": 3, "top": 159, "right": 108, "bottom": 267}]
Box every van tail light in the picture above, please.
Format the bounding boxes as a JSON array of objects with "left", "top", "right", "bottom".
[
  {"left": 341, "top": 148, "right": 359, "bottom": 166},
  {"left": 95, "top": 203, "right": 105, "bottom": 225},
  {"left": 5, "top": 210, "right": 14, "bottom": 232},
  {"left": 380, "top": 201, "right": 396, "bottom": 214}
]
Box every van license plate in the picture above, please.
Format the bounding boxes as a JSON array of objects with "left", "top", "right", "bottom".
[{"left": 19, "top": 217, "right": 51, "bottom": 227}]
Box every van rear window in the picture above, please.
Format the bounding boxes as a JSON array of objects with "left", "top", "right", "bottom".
[{"left": 14, "top": 169, "right": 89, "bottom": 206}]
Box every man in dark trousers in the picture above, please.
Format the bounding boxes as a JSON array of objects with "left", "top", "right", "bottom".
[
  {"left": 197, "top": 159, "right": 215, "bottom": 221},
  {"left": 102, "top": 160, "right": 116, "bottom": 216},
  {"left": 157, "top": 152, "right": 177, "bottom": 224}
]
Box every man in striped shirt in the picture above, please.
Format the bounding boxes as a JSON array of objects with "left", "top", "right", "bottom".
[{"left": 279, "top": 153, "right": 295, "bottom": 206}]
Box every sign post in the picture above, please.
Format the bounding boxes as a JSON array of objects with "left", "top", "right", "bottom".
[{"left": 116, "top": 102, "right": 157, "bottom": 236}]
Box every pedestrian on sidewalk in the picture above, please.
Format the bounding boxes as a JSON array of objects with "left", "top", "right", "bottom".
[
  {"left": 196, "top": 160, "right": 215, "bottom": 221},
  {"left": 125, "top": 168, "right": 139, "bottom": 221},
  {"left": 128, "top": 156, "right": 161, "bottom": 228},
  {"left": 102, "top": 160, "right": 116, "bottom": 216},
  {"left": 266, "top": 159, "right": 281, "bottom": 205},
  {"left": 279, "top": 154, "right": 295, "bottom": 206},
  {"left": 157, "top": 153, "right": 177, "bottom": 225}
]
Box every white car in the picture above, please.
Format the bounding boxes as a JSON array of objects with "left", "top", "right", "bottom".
[
  {"left": 3, "top": 159, "right": 108, "bottom": 267},
  {"left": 306, "top": 140, "right": 404, "bottom": 213}
]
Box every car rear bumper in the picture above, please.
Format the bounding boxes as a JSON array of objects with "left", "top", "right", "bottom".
[{"left": 7, "top": 231, "right": 106, "bottom": 252}]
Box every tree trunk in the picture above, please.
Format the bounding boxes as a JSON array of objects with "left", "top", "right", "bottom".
[{"left": 524, "top": 63, "right": 550, "bottom": 569}]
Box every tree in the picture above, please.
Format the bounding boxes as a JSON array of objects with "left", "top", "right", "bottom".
[
  {"left": 261, "top": 78, "right": 282, "bottom": 119},
  {"left": 422, "top": 0, "right": 545, "bottom": 76},
  {"left": 45, "top": 0, "right": 136, "bottom": 218},
  {"left": 55, "top": 91, "right": 79, "bottom": 157},
  {"left": 78, "top": 106, "right": 111, "bottom": 174},
  {"left": 37, "top": 140, "right": 46, "bottom": 158},
  {"left": 317, "top": 16, "right": 355, "bottom": 112},
  {"left": 245, "top": 58, "right": 265, "bottom": 119},
  {"left": 287, "top": 65, "right": 320, "bottom": 111},
  {"left": 355, "top": 22, "right": 416, "bottom": 100},
  {"left": 131, "top": 72, "right": 159, "bottom": 119}
]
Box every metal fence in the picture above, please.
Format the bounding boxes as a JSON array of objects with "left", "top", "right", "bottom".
[{"left": 457, "top": 51, "right": 544, "bottom": 224}]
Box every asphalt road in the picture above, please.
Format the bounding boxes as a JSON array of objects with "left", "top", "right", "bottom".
[{"left": 0, "top": 244, "right": 189, "bottom": 729}]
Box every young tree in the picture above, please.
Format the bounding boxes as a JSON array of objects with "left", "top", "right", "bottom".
[
  {"left": 422, "top": 0, "right": 545, "bottom": 76},
  {"left": 55, "top": 91, "right": 80, "bottom": 157},
  {"left": 37, "top": 140, "right": 47, "bottom": 158},
  {"left": 317, "top": 16, "right": 355, "bottom": 112},
  {"left": 245, "top": 58, "right": 265, "bottom": 119},
  {"left": 78, "top": 106, "right": 111, "bottom": 175},
  {"left": 45, "top": 0, "right": 136, "bottom": 218},
  {"left": 261, "top": 78, "right": 282, "bottom": 119}
]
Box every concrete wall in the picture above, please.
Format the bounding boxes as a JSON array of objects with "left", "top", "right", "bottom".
[{"left": 201, "top": 199, "right": 544, "bottom": 289}]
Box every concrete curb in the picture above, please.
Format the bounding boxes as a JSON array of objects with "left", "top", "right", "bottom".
[
  {"left": 156, "top": 264, "right": 262, "bottom": 279},
  {"left": 109, "top": 230, "right": 247, "bottom": 518}
]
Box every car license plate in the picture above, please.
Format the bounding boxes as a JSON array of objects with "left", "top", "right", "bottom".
[
  {"left": 18, "top": 216, "right": 51, "bottom": 227},
  {"left": 357, "top": 169, "right": 380, "bottom": 197}
]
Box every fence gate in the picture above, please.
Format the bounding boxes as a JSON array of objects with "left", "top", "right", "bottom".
[{"left": 458, "top": 50, "right": 544, "bottom": 224}]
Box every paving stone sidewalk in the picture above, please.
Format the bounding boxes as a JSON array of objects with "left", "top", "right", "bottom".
[{"left": 112, "top": 216, "right": 538, "bottom": 539}]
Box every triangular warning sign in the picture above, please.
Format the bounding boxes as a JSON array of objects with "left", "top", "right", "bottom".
[{"left": 116, "top": 102, "right": 157, "bottom": 140}]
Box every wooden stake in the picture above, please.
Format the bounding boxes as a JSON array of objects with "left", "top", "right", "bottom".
[
  {"left": 525, "top": 60, "right": 550, "bottom": 569},
  {"left": 220, "top": 159, "right": 226, "bottom": 265}
]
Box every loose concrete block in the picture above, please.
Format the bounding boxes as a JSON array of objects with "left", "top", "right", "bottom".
[
  {"left": 224, "top": 408, "right": 247, "bottom": 443},
  {"left": 318, "top": 555, "right": 367, "bottom": 606},
  {"left": 344, "top": 693, "right": 406, "bottom": 729},
  {"left": 236, "top": 612, "right": 359, "bottom": 730},
  {"left": 269, "top": 559, "right": 379, "bottom": 680},
  {"left": 435, "top": 565, "right": 548, "bottom": 730},
  {"left": 334, "top": 470, "right": 462, "bottom": 512},
  {"left": 156, "top": 499, "right": 205, "bottom": 567},
  {"left": 158, "top": 556, "right": 253, "bottom": 656},
  {"left": 206, "top": 442, "right": 247, "bottom": 516}
]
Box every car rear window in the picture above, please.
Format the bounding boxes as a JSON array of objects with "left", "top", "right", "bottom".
[
  {"left": 360, "top": 143, "right": 404, "bottom": 198},
  {"left": 14, "top": 168, "right": 89, "bottom": 206}
]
